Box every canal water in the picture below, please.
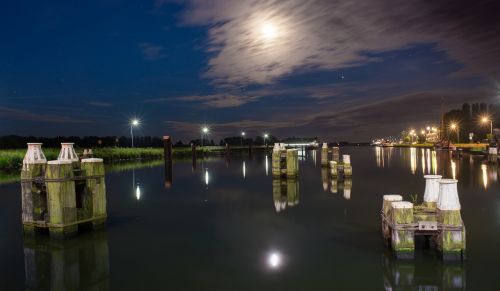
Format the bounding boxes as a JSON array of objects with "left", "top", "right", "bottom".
[{"left": 1, "top": 147, "right": 499, "bottom": 290}]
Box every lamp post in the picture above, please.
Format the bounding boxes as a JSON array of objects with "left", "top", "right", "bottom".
[
  {"left": 130, "top": 119, "right": 139, "bottom": 148},
  {"left": 481, "top": 116, "right": 493, "bottom": 140},
  {"left": 241, "top": 131, "right": 245, "bottom": 146},
  {"left": 264, "top": 133, "right": 269, "bottom": 148},
  {"left": 450, "top": 122, "right": 459, "bottom": 143},
  {"left": 201, "top": 126, "right": 209, "bottom": 148}
]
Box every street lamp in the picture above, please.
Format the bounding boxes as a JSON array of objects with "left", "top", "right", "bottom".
[
  {"left": 264, "top": 133, "right": 269, "bottom": 147},
  {"left": 450, "top": 122, "right": 459, "bottom": 143},
  {"left": 201, "top": 126, "right": 209, "bottom": 148},
  {"left": 481, "top": 116, "right": 493, "bottom": 139},
  {"left": 241, "top": 131, "right": 246, "bottom": 146},
  {"left": 130, "top": 119, "right": 140, "bottom": 148}
]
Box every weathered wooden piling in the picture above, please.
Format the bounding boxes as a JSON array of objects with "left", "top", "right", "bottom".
[
  {"left": 488, "top": 146, "right": 498, "bottom": 162},
  {"left": 21, "top": 143, "right": 48, "bottom": 234},
  {"left": 390, "top": 201, "right": 415, "bottom": 258},
  {"left": 21, "top": 143, "right": 107, "bottom": 239},
  {"left": 343, "top": 155, "right": 352, "bottom": 177},
  {"left": 381, "top": 195, "right": 403, "bottom": 242},
  {"left": 437, "top": 179, "right": 466, "bottom": 260},
  {"left": 321, "top": 143, "right": 329, "bottom": 167},
  {"left": 271, "top": 143, "right": 299, "bottom": 178},
  {"left": 45, "top": 160, "right": 78, "bottom": 238},
  {"left": 423, "top": 175, "right": 442, "bottom": 208},
  {"left": 332, "top": 147, "right": 340, "bottom": 163}
]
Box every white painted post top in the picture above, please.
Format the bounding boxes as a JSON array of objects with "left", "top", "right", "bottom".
[
  {"left": 423, "top": 175, "right": 442, "bottom": 203},
  {"left": 81, "top": 158, "right": 104, "bottom": 163},
  {"left": 58, "top": 142, "right": 79, "bottom": 162},
  {"left": 437, "top": 179, "right": 461, "bottom": 210},
  {"left": 391, "top": 201, "right": 413, "bottom": 209},
  {"left": 329, "top": 161, "right": 337, "bottom": 167},
  {"left": 489, "top": 147, "right": 498, "bottom": 155},
  {"left": 343, "top": 155, "right": 351, "bottom": 164},
  {"left": 23, "top": 143, "right": 47, "bottom": 165},
  {"left": 322, "top": 143, "right": 328, "bottom": 149},
  {"left": 47, "top": 160, "right": 72, "bottom": 165},
  {"left": 383, "top": 194, "right": 403, "bottom": 202},
  {"left": 273, "top": 143, "right": 280, "bottom": 151}
]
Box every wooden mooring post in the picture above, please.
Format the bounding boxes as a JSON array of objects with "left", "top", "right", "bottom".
[
  {"left": 271, "top": 143, "right": 298, "bottom": 178},
  {"left": 21, "top": 143, "right": 107, "bottom": 239},
  {"left": 381, "top": 177, "right": 466, "bottom": 260},
  {"left": 321, "top": 143, "right": 329, "bottom": 167}
]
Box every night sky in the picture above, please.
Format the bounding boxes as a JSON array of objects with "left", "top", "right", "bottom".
[{"left": 1, "top": 0, "right": 499, "bottom": 141}]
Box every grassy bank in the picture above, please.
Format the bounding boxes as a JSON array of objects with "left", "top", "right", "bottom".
[{"left": 0, "top": 146, "right": 251, "bottom": 170}]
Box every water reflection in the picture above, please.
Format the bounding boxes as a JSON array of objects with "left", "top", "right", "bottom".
[
  {"left": 410, "top": 148, "right": 417, "bottom": 174},
  {"left": 24, "top": 231, "right": 109, "bottom": 290},
  {"left": 265, "top": 155, "right": 269, "bottom": 176},
  {"left": 272, "top": 178, "right": 299, "bottom": 212},
  {"left": 267, "top": 251, "right": 283, "bottom": 269},
  {"left": 132, "top": 169, "right": 142, "bottom": 200},
  {"left": 382, "top": 251, "right": 465, "bottom": 290},
  {"left": 205, "top": 168, "right": 210, "bottom": 186},
  {"left": 451, "top": 160, "right": 457, "bottom": 180},
  {"left": 376, "top": 147, "right": 385, "bottom": 168},
  {"left": 243, "top": 161, "right": 246, "bottom": 179},
  {"left": 482, "top": 164, "right": 488, "bottom": 189}
]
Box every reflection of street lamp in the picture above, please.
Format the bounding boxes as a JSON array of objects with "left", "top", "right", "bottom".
[
  {"left": 481, "top": 116, "right": 493, "bottom": 139},
  {"left": 241, "top": 131, "right": 246, "bottom": 146},
  {"left": 450, "top": 122, "right": 459, "bottom": 143},
  {"left": 130, "top": 119, "right": 140, "bottom": 148}
]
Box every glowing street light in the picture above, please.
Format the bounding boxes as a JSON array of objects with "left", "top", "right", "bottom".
[
  {"left": 201, "top": 126, "right": 209, "bottom": 148},
  {"left": 241, "top": 131, "right": 246, "bottom": 146},
  {"left": 481, "top": 116, "right": 493, "bottom": 138},
  {"left": 450, "top": 122, "right": 460, "bottom": 143},
  {"left": 130, "top": 119, "right": 140, "bottom": 148},
  {"left": 264, "top": 133, "right": 269, "bottom": 147}
]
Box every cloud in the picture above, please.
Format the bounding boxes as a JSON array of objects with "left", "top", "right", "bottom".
[
  {"left": 145, "top": 91, "right": 270, "bottom": 107},
  {"left": 164, "top": 88, "right": 494, "bottom": 140},
  {"left": 139, "top": 42, "right": 167, "bottom": 60},
  {"left": 0, "top": 106, "right": 91, "bottom": 123},
  {"left": 87, "top": 101, "right": 113, "bottom": 107},
  {"left": 180, "top": 0, "right": 500, "bottom": 87}
]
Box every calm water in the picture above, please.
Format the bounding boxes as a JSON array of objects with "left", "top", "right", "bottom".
[{"left": 1, "top": 147, "right": 500, "bottom": 290}]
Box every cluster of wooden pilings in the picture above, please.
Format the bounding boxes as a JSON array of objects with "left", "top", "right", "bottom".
[
  {"left": 21, "top": 143, "right": 107, "bottom": 239},
  {"left": 321, "top": 143, "right": 352, "bottom": 178},
  {"left": 381, "top": 176, "right": 466, "bottom": 260}
]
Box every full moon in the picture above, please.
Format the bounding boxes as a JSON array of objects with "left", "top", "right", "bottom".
[{"left": 261, "top": 23, "right": 277, "bottom": 39}]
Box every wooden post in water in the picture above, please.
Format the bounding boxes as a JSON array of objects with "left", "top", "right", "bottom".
[
  {"left": 21, "top": 143, "right": 48, "bottom": 235},
  {"left": 390, "top": 201, "right": 415, "bottom": 258},
  {"left": 423, "top": 175, "right": 441, "bottom": 209},
  {"left": 437, "top": 179, "right": 465, "bottom": 260},
  {"left": 58, "top": 143, "right": 80, "bottom": 169},
  {"left": 286, "top": 149, "right": 299, "bottom": 178},
  {"left": 332, "top": 147, "right": 340, "bottom": 163},
  {"left": 343, "top": 155, "right": 352, "bottom": 177},
  {"left": 81, "top": 158, "right": 107, "bottom": 229},
  {"left": 321, "top": 143, "right": 329, "bottom": 167},
  {"left": 272, "top": 143, "right": 281, "bottom": 177},
  {"left": 163, "top": 136, "right": 173, "bottom": 188},
  {"left": 381, "top": 195, "right": 403, "bottom": 243},
  {"left": 45, "top": 160, "right": 78, "bottom": 239}
]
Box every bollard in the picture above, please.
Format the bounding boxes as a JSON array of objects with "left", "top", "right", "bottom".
[
  {"left": 437, "top": 179, "right": 465, "bottom": 260},
  {"left": 381, "top": 195, "right": 403, "bottom": 241},
  {"left": 58, "top": 143, "right": 79, "bottom": 168},
  {"left": 321, "top": 143, "right": 329, "bottom": 167},
  {"left": 423, "top": 175, "right": 442, "bottom": 208},
  {"left": 21, "top": 143, "right": 48, "bottom": 234},
  {"left": 272, "top": 143, "right": 282, "bottom": 177},
  {"left": 286, "top": 149, "right": 299, "bottom": 178},
  {"left": 45, "top": 160, "right": 78, "bottom": 239},
  {"left": 81, "top": 158, "right": 107, "bottom": 229},
  {"left": 343, "top": 155, "right": 352, "bottom": 177},
  {"left": 332, "top": 147, "right": 340, "bottom": 163},
  {"left": 390, "top": 201, "right": 414, "bottom": 258}
]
